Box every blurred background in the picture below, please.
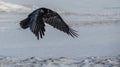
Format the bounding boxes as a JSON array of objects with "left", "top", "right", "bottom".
[{"left": 0, "top": 0, "right": 120, "bottom": 58}]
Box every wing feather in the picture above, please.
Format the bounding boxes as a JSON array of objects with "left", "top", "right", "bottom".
[
  {"left": 43, "top": 10, "right": 78, "bottom": 37},
  {"left": 29, "top": 9, "right": 45, "bottom": 39}
]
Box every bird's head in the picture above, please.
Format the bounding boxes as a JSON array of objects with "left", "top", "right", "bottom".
[{"left": 20, "top": 18, "right": 29, "bottom": 29}]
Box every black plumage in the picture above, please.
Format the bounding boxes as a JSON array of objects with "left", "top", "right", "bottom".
[{"left": 20, "top": 8, "right": 78, "bottom": 40}]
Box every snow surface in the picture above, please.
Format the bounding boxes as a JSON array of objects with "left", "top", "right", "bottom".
[
  {"left": 0, "top": 0, "right": 35, "bottom": 13},
  {"left": 0, "top": 55, "right": 120, "bottom": 67}
]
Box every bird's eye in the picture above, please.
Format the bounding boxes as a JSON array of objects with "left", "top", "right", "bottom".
[{"left": 40, "top": 9, "right": 44, "bottom": 13}]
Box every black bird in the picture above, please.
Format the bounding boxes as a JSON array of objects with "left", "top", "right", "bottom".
[{"left": 20, "top": 8, "right": 78, "bottom": 40}]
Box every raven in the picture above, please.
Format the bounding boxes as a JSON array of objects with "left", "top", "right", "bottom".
[{"left": 20, "top": 8, "right": 78, "bottom": 40}]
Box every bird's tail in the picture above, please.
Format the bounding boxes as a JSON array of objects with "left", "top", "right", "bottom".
[{"left": 20, "top": 18, "right": 29, "bottom": 29}]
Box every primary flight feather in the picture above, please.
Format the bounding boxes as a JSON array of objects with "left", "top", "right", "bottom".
[{"left": 20, "top": 8, "right": 78, "bottom": 40}]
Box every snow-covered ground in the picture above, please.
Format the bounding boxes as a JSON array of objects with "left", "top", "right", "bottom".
[
  {"left": 0, "top": 0, "right": 120, "bottom": 66},
  {"left": 0, "top": 55, "right": 120, "bottom": 67}
]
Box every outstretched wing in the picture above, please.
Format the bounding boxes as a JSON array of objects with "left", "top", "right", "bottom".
[
  {"left": 28, "top": 9, "right": 45, "bottom": 40},
  {"left": 43, "top": 9, "right": 78, "bottom": 37}
]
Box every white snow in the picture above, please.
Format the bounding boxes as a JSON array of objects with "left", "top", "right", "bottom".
[
  {"left": 0, "top": 0, "right": 35, "bottom": 13},
  {"left": 0, "top": 55, "right": 120, "bottom": 67}
]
